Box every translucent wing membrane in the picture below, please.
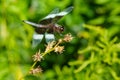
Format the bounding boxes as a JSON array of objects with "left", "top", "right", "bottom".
[
  {"left": 39, "top": 6, "right": 73, "bottom": 24},
  {"left": 52, "top": 6, "right": 73, "bottom": 23},
  {"left": 49, "top": 8, "right": 60, "bottom": 14},
  {"left": 56, "top": 6, "right": 73, "bottom": 17},
  {"left": 39, "top": 8, "right": 60, "bottom": 24}
]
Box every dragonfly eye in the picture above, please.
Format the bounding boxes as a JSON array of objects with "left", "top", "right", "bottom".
[{"left": 60, "top": 26, "right": 64, "bottom": 32}]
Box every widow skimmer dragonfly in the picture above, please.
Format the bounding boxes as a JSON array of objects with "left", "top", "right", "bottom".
[{"left": 23, "top": 6, "right": 73, "bottom": 47}]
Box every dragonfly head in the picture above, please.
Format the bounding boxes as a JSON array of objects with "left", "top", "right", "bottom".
[
  {"left": 55, "top": 24, "right": 64, "bottom": 33},
  {"left": 59, "top": 25, "right": 64, "bottom": 32}
]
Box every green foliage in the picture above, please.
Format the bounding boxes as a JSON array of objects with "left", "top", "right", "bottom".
[
  {"left": 0, "top": 0, "right": 120, "bottom": 80},
  {"left": 70, "top": 24, "right": 120, "bottom": 80}
]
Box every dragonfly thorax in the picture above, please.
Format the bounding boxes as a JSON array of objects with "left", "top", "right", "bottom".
[{"left": 34, "top": 23, "right": 64, "bottom": 34}]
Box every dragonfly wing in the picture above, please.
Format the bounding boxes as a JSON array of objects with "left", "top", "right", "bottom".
[
  {"left": 52, "top": 6, "right": 74, "bottom": 23},
  {"left": 57, "top": 6, "right": 73, "bottom": 16},
  {"left": 39, "top": 6, "right": 73, "bottom": 24},
  {"left": 45, "top": 34, "right": 55, "bottom": 43},
  {"left": 49, "top": 8, "right": 60, "bottom": 14},
  {"left": 32, "top": 33, "right": 55, "bottom": 48},
  {"left": 23, "top": 20, "right": 43, "bottom": 28},
  {"left": 39, "top": 8, "right": 60, "bottom": 24},
  {"left": 32, "top": 33, "right": 44, "bottom": 48}
]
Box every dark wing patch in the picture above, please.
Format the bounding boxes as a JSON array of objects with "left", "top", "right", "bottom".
[{"left": 35, "top": 28, "right": 47, "bottom": 34}]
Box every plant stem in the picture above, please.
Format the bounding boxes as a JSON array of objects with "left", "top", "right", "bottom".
[{"left": 31, "top": 61, "right": 37, "bottom": 69}]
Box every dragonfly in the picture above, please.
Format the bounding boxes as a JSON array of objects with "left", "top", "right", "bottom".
[{"left": 23, "top": 6, "right": 73, "bottom": 47}]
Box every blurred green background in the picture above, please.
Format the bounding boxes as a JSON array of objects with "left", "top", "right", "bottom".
[{"left": 1, "top": 0, "right": 120, "bottom": 80}]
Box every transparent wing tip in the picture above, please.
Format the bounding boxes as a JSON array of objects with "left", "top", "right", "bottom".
[
  {"left": 50, "top": 8, "right": 60, "bottom": 14},
  {"left": 65, "top": 6, "right": 74, "bottom": 12}
]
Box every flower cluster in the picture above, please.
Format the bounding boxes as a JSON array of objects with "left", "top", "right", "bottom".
[
  {"left": 45, "top": 41, "right": 56, "bottom": 53},
  {"left": 29, "top": 66, "right": 42, "bottom": 74},
  {"left": 29, "top": 33, "right": 73, "bottom": 74},
  {"left": 54, "top": 46, "right": 64, "bottom": 54},
  {"left": 32, "top": 50, "right": 42, "bottom": 62},
  {"left": 63, "top": 33, "right": 73, "bottom": 42}
]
